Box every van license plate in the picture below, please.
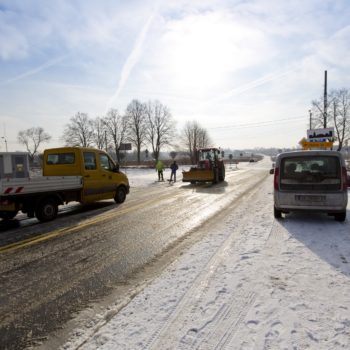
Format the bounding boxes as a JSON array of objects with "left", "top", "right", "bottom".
[{"left": 295, "top": 195, "right": 326, "bottom": 202}]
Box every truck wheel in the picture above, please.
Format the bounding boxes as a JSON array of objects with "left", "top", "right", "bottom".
[
  {"left": 0, "top": 211, "right": 18, "bottom": 220},
  {"left": 115, "top": 187, "right": 126, "bottom": 203},
  {"left": 274, "top": 206, "right": 282, "bottom": 219},
  {"left": 334, "top": 212, "right": 346, "bottom": 222},
  {"left": 35, "top": 198, "right": 58, "bottom": 222}
]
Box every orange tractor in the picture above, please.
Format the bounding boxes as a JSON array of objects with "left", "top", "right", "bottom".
[{"left": 182, "top": 147, "right": 225, "bottom": 184}]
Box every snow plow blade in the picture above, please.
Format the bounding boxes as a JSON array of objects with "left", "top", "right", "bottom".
[{"left": 182, "top": 169, "right": 215, "bottom": 183}]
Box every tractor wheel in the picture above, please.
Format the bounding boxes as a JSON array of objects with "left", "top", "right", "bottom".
[
  {"left": 212, "top": 168, "right": 219, "bottom": 184},
  {"left": 219, "top": 166, "right": 225, "bottom": 181}
]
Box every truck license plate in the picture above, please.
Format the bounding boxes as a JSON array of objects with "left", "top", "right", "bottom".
[{"left": 295, "top": 195, "right": 326, "bottom": 202}]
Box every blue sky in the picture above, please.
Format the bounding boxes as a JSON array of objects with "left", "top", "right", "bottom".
[{"left": 1, "top": 0, "right": 350, "bottom": 152}]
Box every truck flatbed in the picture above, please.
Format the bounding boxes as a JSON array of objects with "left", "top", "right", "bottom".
[{"left": 0, "top": 176, "right": 83, "bottom": 196}]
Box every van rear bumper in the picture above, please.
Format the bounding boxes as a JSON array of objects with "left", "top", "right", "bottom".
[
  {"left": 275, "top": 204, "right": 347, "bottom": 214},
  {"left": 274, "top": 191, "right": 347, "bottom": 213}
]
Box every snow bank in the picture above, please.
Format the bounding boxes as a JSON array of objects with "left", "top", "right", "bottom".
[{"left": 62, "top": 177, "right": 350, "bottom": 350}]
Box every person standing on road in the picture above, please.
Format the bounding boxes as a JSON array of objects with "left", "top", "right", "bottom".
[
  {"left": 169, "top": 160, "right": 178, "bottom": 182},
  {"left": 156, "top": 160, "right": 164, "bottom": 181}
]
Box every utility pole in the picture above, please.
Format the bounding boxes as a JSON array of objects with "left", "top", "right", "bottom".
[
  {"left": 309, "top": 110, "right": 312, "bottom": 129},
  {"left": 1, "top": 137, "right": 8, "bottom": 152},
  {"left": 105, "top": 130, "right": 107, "bottom": 152},
  {"left": 323, "top": 70, "right": 327, "bottom": 128}
]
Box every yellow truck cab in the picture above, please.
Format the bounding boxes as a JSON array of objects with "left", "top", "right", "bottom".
[
  {"left": 43, "top": 147, "right": 129, "bottom": 204},
  {"left": 0, "top": 147, "right": 129, "bottom": 222}
]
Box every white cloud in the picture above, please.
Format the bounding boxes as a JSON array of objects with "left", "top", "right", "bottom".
[
  {"left": 146, "top": 10, "right": 276, "bottom": 97},
  {"left": 0, "top": 13, "right": 29, "bottom": 60},
  {"left": 106, "top": 6, "right": 158, "bottom": 111},
  {"left": 312, "top": 25, "right": 350, "bottom": 69},
  {"left": 1, "top": 1, "right": 350, "bottom": 150},
  {"left": 0, "top": 55, "right": 68, "bottom": 85}
]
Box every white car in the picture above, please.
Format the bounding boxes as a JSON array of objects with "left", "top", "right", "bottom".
[{"left": 273, "top": 150, "right": 348, "bottom": 221}]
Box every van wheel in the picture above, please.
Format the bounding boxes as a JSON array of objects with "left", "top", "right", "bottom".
[
  {"left": 115, "top": 187, "right": 126, "bottom": 203},
  {"left": 274, "top": 206, "right": 282, "bottom": 219},
  {"left": 35, "top": 198, "right": 58, "bottom": 222},
  {"left": 334, "top": 212, "right": 346, "bottom": 222},
  {"left": 0, "top": 210, "right": 18, "bottom": 220}
]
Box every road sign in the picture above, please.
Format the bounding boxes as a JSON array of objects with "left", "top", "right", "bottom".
[
  {"left": 307, "top": 128, "right": 334, "bottom": 142},
  {"left": 302, "top": 141, "right": 333, "bottom": 149},
  {"left": 119, "top": 143, "right": 132, "bottom": 151}
]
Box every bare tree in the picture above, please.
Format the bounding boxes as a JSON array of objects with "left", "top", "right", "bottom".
[
  {"left": 63, "top": 112, "right": 94, "bottom": 147},
  {"left": 103, "top": 109, "right": 128, "bottom": 162},
  {"left": 197, "top": 127, "right": 211, "bottom": 148},
  {"left": 311, "top": 88, "right": 350, "bottom": 150},
  {"left": 311, "top": 98, "right": 331, "bottom": 129},
  {"left": 181, "top": 121, "right": 211, "bottom": 163},
  {"left": 93, "top": 117, "right": 107, "bottom": 151},
  {"left": 145, "top": 100, "right": 176, "bottom": 162},
  {"left": 125, "top": 99, "right": 147, "bottom": 164},
  {"left": 17, "top": 127, "right": 51, "bottom": 162},
  {"left": 331, "top": 89, "right": 350, "bottom": 151}
]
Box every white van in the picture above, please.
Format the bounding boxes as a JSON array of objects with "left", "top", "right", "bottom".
[{"left": 273, "top": 150, "right": 348, "bottom": 221}]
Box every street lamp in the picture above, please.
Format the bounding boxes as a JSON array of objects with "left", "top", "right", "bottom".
[{"left": 1, "top": 137, "right": 8, "bottom": 152}]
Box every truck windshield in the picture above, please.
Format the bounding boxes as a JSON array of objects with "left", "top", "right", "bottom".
[
  {"left": 280, "top": 156, "right": 341, "bottom": 191},
  {"left": 99, "top": 153, "right": 115, "bottom": 171}
]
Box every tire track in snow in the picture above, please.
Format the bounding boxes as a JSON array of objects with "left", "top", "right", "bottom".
[{"left": 145, "top": 178, "right": 273, "bottom": 350}]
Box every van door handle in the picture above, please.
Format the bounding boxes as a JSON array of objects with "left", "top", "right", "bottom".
[
  {"left": 85, "top": 175, "right": 90, "bottom": 178},
  {"left": 102, "top": 174, "right": 106, "bottom": 177}
]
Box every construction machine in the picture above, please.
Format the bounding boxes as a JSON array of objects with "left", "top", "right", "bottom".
[{"left": 182, "top": 147, "right": 225, "bottom": 184}]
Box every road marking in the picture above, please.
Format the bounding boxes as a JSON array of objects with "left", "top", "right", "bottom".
[
  {"left": 0, "top": 191, "right": 182, "bottom": 254},
  {"left": 0, "top": 169, "right": 266, "bottom": 254}
]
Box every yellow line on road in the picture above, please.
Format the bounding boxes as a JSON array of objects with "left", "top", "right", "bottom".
[{"left": 0, "top": 191, "right": 179, "bottom": 254}]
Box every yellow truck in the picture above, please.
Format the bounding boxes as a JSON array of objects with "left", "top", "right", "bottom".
[{"left": 0, "top": 147, "right": 129, "bottom": 222}]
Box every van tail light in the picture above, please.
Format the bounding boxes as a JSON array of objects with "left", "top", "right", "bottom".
[
  {"left": 274, "top": 167, "right": 280, "bottom": 190},
  {"left": 342, "top": 167, "right": 348, "bottom": 191}
]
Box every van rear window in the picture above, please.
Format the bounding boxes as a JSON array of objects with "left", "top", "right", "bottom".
[
  {"left": 280, "top": 156, "right": 341, "bottom": 191},
  {"left": 47, "top": 153, "right": 75, "bottom": 165}
]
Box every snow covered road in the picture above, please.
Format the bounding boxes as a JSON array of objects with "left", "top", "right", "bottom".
[{"left": 61, "top": 175, "right": 350, "bottom": 350}]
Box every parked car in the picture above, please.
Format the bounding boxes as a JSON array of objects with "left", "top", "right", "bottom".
[{"left": 273, "top": 150, "right": 348, "bottom": 221}]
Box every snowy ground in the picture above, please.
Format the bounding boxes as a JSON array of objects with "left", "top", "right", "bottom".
[{"left": 60, "top": 165, "right": 350, "bottom": 350}]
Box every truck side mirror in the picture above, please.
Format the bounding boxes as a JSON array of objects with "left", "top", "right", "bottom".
[{"left": 114, "top": 164, "right": 120, "bottom": 172}]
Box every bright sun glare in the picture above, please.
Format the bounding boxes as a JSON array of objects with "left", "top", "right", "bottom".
[{"left": 161, "top": 12, "right": 268, "bottom": 93}]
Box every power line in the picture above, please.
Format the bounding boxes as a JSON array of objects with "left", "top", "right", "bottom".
[{"left": 210, "top": 116, "right": 306, "bottom": 130}]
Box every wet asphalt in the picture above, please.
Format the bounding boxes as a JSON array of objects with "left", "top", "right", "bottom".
[{"left": 0, "top": 166, "right": 268, "bottom": 350}]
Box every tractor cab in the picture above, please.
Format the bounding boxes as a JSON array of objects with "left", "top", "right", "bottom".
[
  {"left": 183, "top": 147, "right": 225, "bottom": 184},
  {"left": 198, "top": 148, "right": 220, "bottom": 170}
]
